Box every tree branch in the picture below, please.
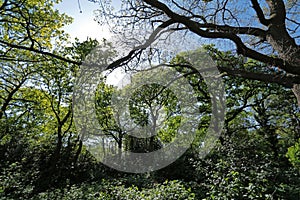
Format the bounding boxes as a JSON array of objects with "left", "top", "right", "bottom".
[
  {"left": 250, "top": 0, "right": 270, "bottom": 26},
  {"left": 142, "top": 0, "right": 299, "bottom": 76},
  {"left": 0, "top": 40, "right": 81, "bottom": 65},
  {"left": 199, "top": 23, "right": 267, "bottom": 39},
  {"left": 266, "top": 0, "right": 286, "bottom": 24},
  {"left": 0, "top": 0, "right": 8, "bottom": 11},
  {"left": 106, "top": 19, "right": 175, "bottom": 70},
  {"left": 218, "top": 66, "right": 300, "bottom": 88}
]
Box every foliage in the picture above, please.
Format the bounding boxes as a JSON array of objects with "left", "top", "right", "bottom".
[
  {"left": 8, "top": 179, "right": 195, "bottom": 200},
  {"left": 287, "top": 138, "right": 300, "bottom": 171},
  {"left": 1, "top": 1, "right": 300, "bottom": 199}
]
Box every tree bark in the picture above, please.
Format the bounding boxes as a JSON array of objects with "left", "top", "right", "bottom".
[
  {"left": 292, "top": 84, "right": 300, "bottom": 106},
  {"left": 264, "top": 0, "right": 300, "bottom": 106}
]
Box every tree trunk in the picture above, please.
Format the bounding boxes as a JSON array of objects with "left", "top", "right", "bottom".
[
  {"left": 292, "top": 84, "right": 300, "bottom": 106},
  {"left": 265, "top": 0, "right": 300, "bottom": 106}
]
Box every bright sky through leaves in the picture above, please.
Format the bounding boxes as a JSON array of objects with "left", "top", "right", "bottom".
[{"left": 55, "top": 0, "right": 112, "bottom": 41}]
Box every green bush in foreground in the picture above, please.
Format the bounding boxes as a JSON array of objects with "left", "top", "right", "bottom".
[{"left": 3, "top": 180, "right": 194, "bottom": 200}]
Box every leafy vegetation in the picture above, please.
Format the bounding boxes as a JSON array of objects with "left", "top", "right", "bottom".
[{"left": 0, "top": 0, "right": 300, "bottom": 199}]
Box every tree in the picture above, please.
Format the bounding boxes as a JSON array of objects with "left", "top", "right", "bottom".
[
  {"left": 0, "top": 0, "right": 80, "bottom": 64},
  {"left": 92, "top": 0, "right": 300, "bottom": 105},
  {"left": 0, "top": 35, "right": 100, "bottom": 195},
  {"left": 127, "top": 82, "right": 179, "bottom": 152},
  {"left": 94, "top": 81, "right": 126, "bottom": 157},
  {"left": 94, "top": 71, "right": 181, "bottom": 154},
  {"left": 0, "top": 59, "right": 36, "bottom": 120},
  {"left": 150, "top": 47, "right": 300, "bottom": 198}
]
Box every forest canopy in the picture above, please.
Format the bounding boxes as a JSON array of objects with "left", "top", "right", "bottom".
[{"left": 0, "top": 0, "right": 299, "bottom": 199}]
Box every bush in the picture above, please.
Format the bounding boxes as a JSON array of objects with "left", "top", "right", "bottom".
[{"left": 30, "top": 179, "right": 195, "bottom": 200}]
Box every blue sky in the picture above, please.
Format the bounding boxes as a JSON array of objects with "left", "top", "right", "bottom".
[
  {"left": 55, "top": 0, "right": 124, "bottom": 85},
  {"left": 55, "top": 0, "right": 112, "bottom": 41},
  {"left": 54, "top": 0, "right": 237, "bottom": 50}
]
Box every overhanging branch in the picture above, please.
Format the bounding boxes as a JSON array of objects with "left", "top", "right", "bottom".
[
  {"left": 0, "top": 40, "right": 81, "bottom": 65},
  {"left": 218, "top": 66, "right": 300, "bottom": 88},
  {"left": 106, "top": 19, "right": 175, "bottom": 70},
  {"left": 199, "top": 23, "right": 267, "bottom": 39},
  {"left": 142, "top": 0, "right": 299, "bottom": 76}
]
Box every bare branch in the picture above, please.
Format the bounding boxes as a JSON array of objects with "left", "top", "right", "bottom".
[
  {"left": 217, "top": 66, "right": 300, "bottom": 88},
  {"left": 106, "top": 19, "right": 175, "bottom": 70},
  {"left": 199, "top": 23, "right": 267, "bottom": 39},
  {"left": 250, "top": 0, "right": 270, "bottom": 26},
  {"left": 142, "top": 0, "right": 300, "bottom": 76}
]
